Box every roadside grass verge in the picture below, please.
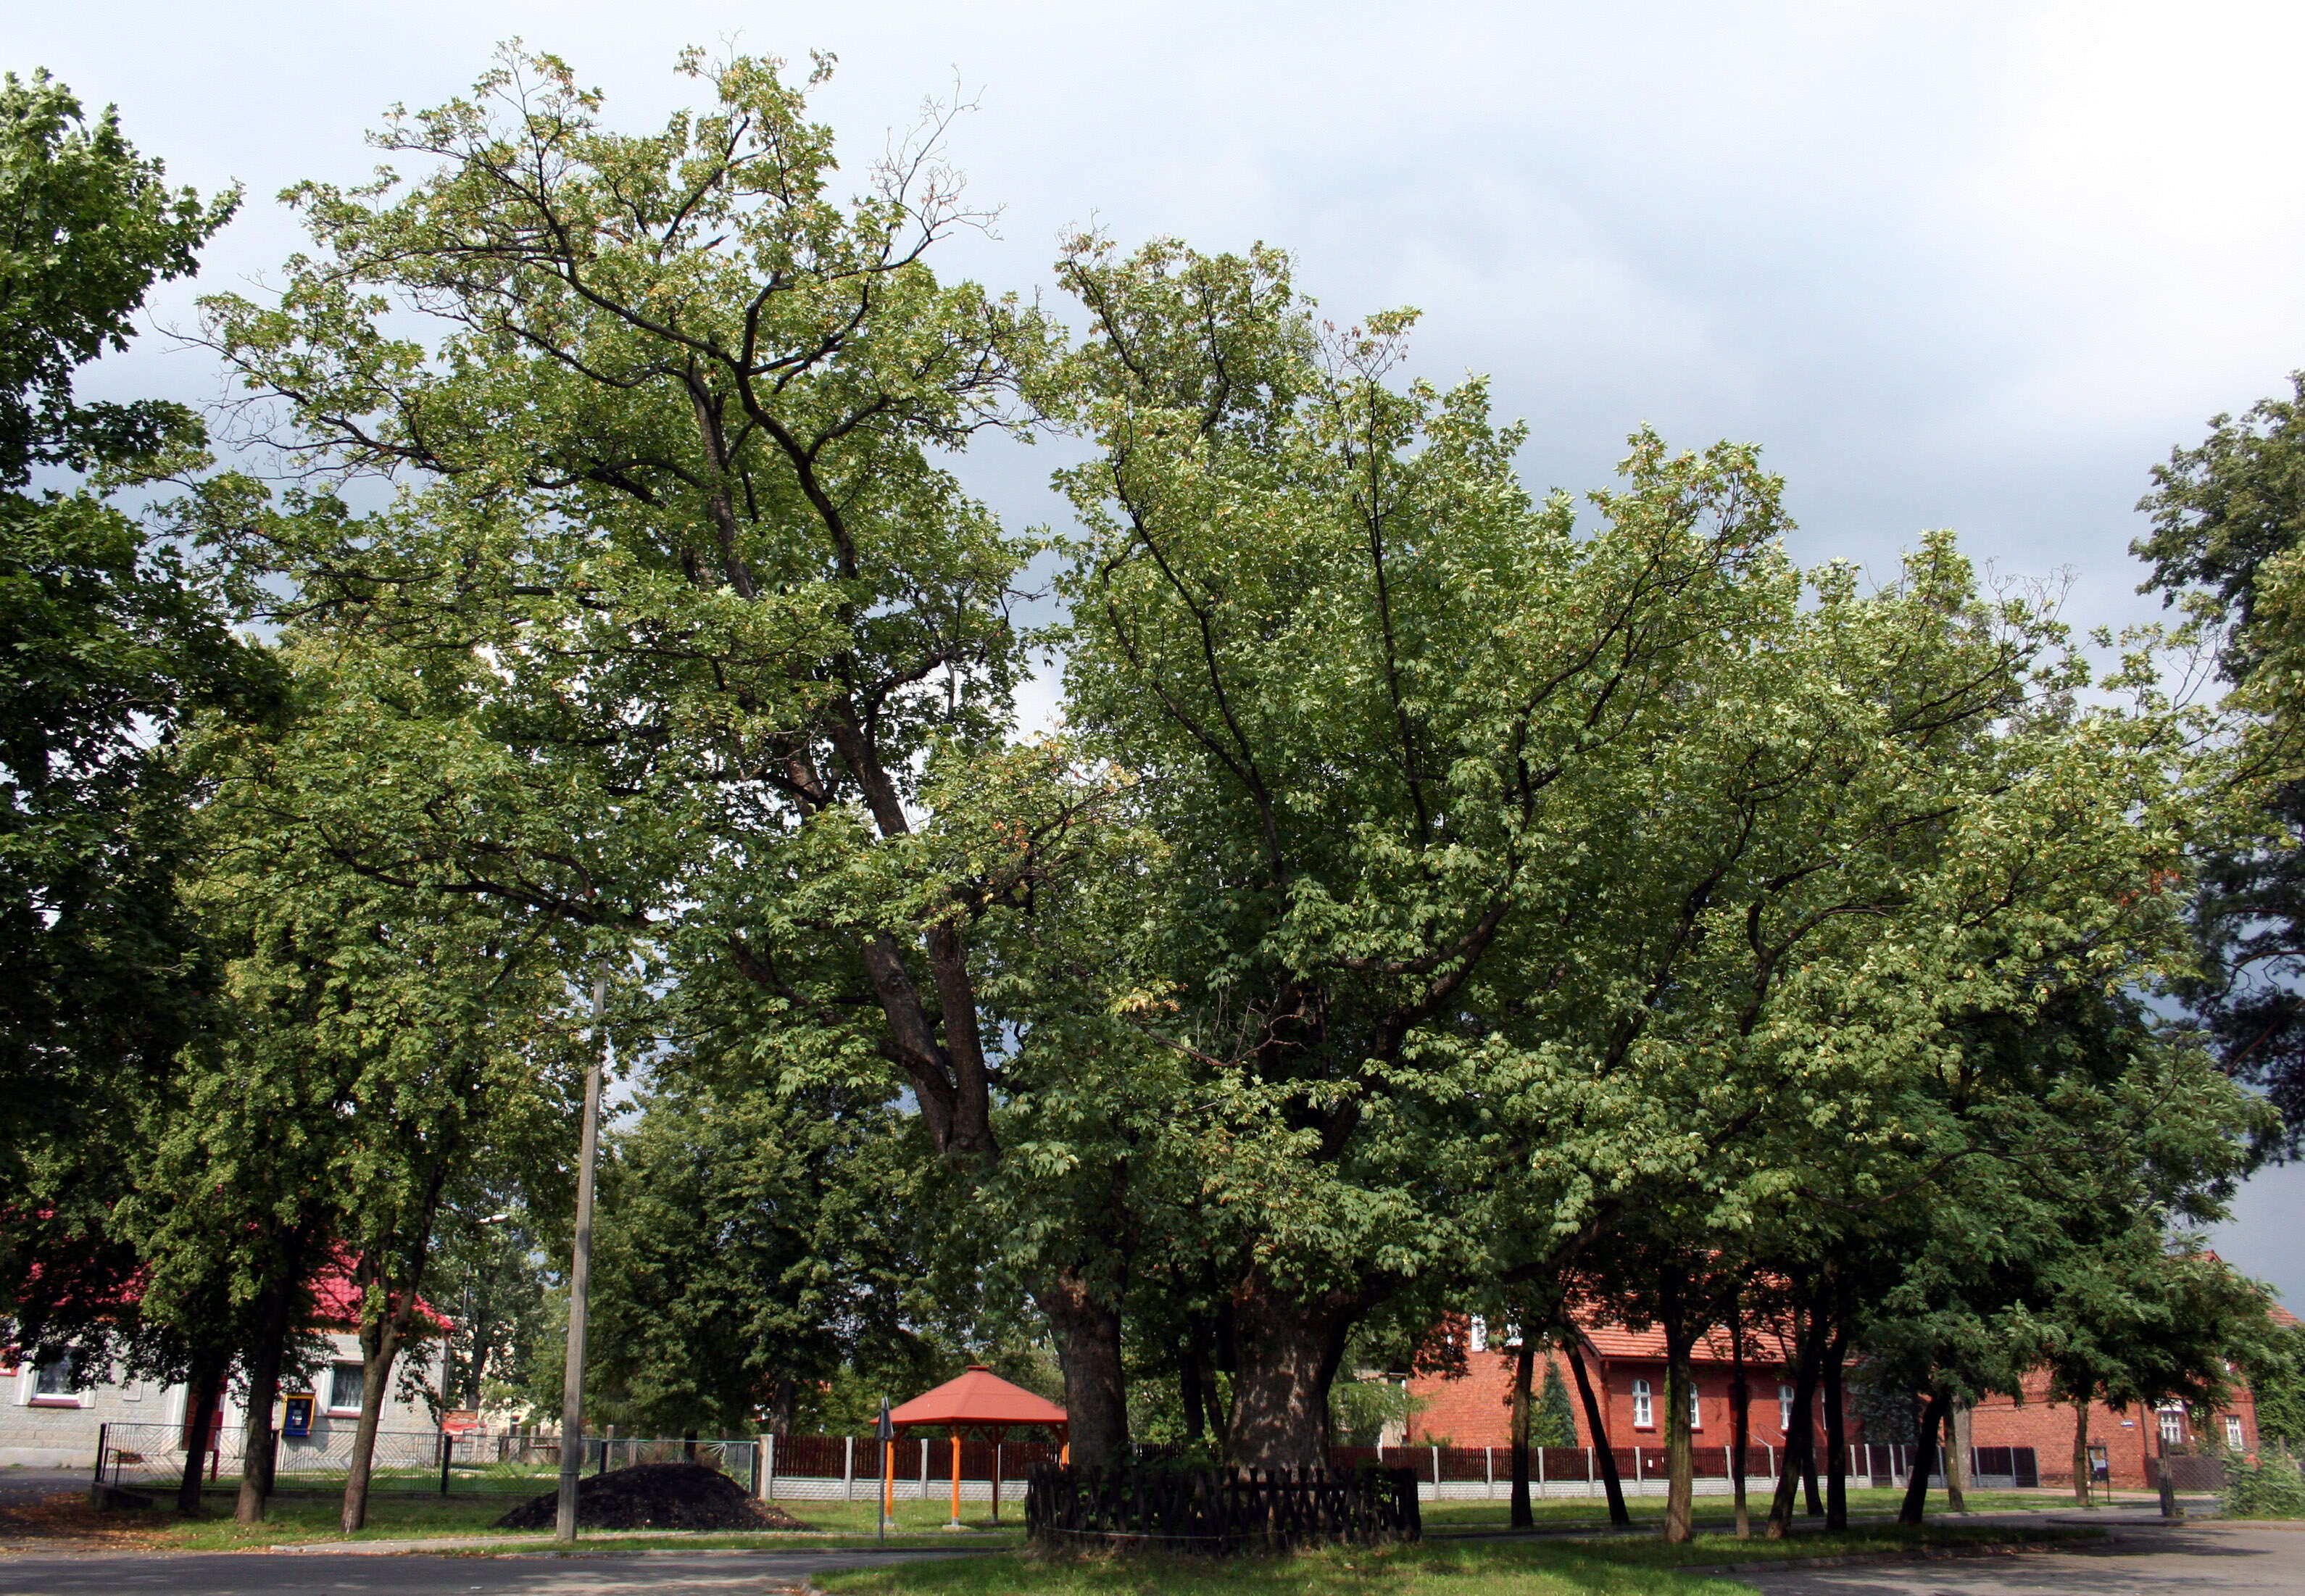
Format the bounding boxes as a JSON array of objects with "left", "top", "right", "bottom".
[{"left": 815, "top": 1523, "right": 2101, "bottom": 1596}]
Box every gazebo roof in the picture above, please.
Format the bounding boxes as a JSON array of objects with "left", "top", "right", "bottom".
[{"left": 888, "top": 1365, "right": 1068, "bottom": 1431}]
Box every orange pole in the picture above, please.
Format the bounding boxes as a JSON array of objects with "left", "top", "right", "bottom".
[
  {"left": 950, "top": 1431, "right": 962, "bottom": 1526},
  {"left": 882, "top": 1438, "right": 894, "bottom": 1528}
]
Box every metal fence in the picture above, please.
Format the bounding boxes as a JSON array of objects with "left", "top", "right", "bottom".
[
  {"left": 101, "top": 1424, "right": 2043, "bottom": 1505},
  {"left": 96, "top": 1424, "right": 763, "bottom": 1499}
]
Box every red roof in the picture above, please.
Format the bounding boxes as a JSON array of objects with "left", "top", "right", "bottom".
[
  {"left": 888, "top": 1366, "right": 1068, "bottom": 1432},
  {"left": 310, "top": 1263, "right": 449, "bottom": 1337},
  {"left": 1574, "top": 1309, "right": 1799, "bottom": 1368}
]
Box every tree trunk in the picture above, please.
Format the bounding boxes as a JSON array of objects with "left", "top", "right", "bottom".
[
  {"left": 1803, "top": 1443, "right": 1822, "bottom": 1517},
  {"left": 1508, "top": 1334, "right": 1535, "bottom": 1529},
  {"left": 1224, "top": 1275, "right": 1355, "bottom": 1471},
  {"left": 2072, "top": 1401, "right": 2092, "bottom": 1508},
  {"left": 339, "top": 1307, "right": 405, "bottom": 1531},
  {"left": 1181, "top": 1328, "right": 1206, "bottom": 1448},
  {"left": 1661, "top": 1265, "right": 1695, "bottom": 1545},
  {"left": 1822, "top": 1325, "right": 1848, "bottom": 1531},
  {"left": 176, "top": 1356, "right": 225, "bottom": 1516},
  {"left": 1764, "top": 1300, "right": 1828, "bottom": 1539},
  {"left": 234, "top": 1229, "right": 307, "bottom": 1525},
  {"left": 768, "top": 1377, "right": 797, "bottom": 1436},
  {"left": 1042, "top": 1267, "right": 1129, "bottom": 1468},
  {"left": 1898, "top": 1389, "right": 1948, "bottom": 1525},
  {"left": 1565, "top": 1337, "right": 1631, "bottom": 1526},
  {"left": 1946, "top": 1399, "right": 1971, "bottom": 1513},
  {"left": 1729, "top": 1318, "right": 1751, "bottom": 1539}
]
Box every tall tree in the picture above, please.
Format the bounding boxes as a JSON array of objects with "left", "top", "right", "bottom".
[
  {"left": 1051, "top": 236, "right": 1793, "bottom": 1468},
  {"left": 2135, "top": 374, "right": 2305, "bottom": 1146},
  {"left": 192, "top": 45, "right": 1159, "bottom": 1458},
  {"left": 0, "top": 69, "right": 273, "bottom": 1347}
]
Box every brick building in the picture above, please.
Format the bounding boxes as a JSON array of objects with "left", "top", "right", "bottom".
[{"left": 1403, "top": 1305, "right": 2277, "bottom": 1491}]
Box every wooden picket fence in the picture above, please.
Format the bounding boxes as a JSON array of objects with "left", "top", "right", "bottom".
[{"left": 1025, "top": 1462, "right": 1421, "bottom": 1553}]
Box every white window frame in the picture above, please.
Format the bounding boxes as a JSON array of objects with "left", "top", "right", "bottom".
[
  {"left": 2157, "top": 1405, "right": 2183, "bottom": 1445},
  {"left": 2225, "top": 1416, "right": 2244, "bottom": 1450},
  {"left": 27, "top": 1352, "right": 93, "bottom": 1408},
  {"left": 326, "top": 1361, "right": 367, "bottom": 1417},
  {"left": 1690, "top": 1384, "right": 1703, "bottom": 1430},
  {"left": 1779, "top": 1384, "right": 1794, "bottom": 1434},
  {"left": 1469, "top": 1316, "right": 1487, "bottom": 1354},
  {"left": 1632, "top": 1378, "right": 1653, "bottom": 1430}
]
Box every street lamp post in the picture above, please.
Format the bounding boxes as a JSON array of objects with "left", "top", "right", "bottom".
[{"left": 555, "top": 972, "right": 610, "bottom": 1544}]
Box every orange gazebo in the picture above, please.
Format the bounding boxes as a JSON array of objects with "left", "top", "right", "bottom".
[{"left": 886, "top": 1364, "right": 1068, "bottom": 1527}]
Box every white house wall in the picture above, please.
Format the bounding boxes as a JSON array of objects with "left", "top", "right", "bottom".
[{"left": 0, "top": 1332, "right": 443, "bottom": 1469}]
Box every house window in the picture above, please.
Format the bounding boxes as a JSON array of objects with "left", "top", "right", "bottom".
[
  {"left": 1779, "top": 1384, "right": 1795, "bottom": 1434},
  {"left": 328, "top": 1363, "right": 365, "bottom": 1414},
  {"left": 1690, "top": 1386, "right": 1703, "bottom": 1430},
  {"left": 2157, "top": 1405, "right": 2183, "bottom": 1446},
  {"left": 30, "top": 1352, "right": 83, "bottom": 1405},
  {"left": 1632, "top": 1379, "right": 1653, "bottom": 1429},
  {"left": 2226, "top": 1416, "right": 2244, "bottom": 1450},
  {"left": 1469, "top": 1316, "right": 1487, "bottom": 1354}
]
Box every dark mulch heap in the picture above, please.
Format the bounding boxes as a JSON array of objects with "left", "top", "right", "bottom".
[{"left": 494, "top": 1463, "right": 807, "bottom": 1531}]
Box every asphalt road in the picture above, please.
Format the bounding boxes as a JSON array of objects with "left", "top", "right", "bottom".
[
  {"left": 1737, "top": 1518, "right": 2305, "bottom": 1595},
  {"left": 0, "top": 1546, "right": 965, "bottom": 1595}
]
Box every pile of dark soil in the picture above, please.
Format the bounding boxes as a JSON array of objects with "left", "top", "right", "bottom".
[{"left": 494, "top": 1463, "right": 806, "bottom": 1531}]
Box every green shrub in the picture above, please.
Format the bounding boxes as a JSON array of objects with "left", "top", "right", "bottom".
[{"left": 2223, "top": 1447, "right": 2305, "bottom": 1519}]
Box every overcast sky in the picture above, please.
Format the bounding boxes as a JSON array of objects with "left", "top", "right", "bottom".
[{"left": 12, "top": 0, "right": 2305, "bottom": 1300}]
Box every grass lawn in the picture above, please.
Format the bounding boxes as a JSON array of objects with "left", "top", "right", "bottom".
[
  {"left": 62, "top": 1480, "right": 2103, "bottom": 1555},
  {"left": 813, "top": 1522, "right": 2104, "bottom": 1596},
  {"left": 1419, "top": 1485, "right": 2069, "bottom": 1530},
  {"left": 138, "top": 1485, "right": 1032, "bottom": 1552}
]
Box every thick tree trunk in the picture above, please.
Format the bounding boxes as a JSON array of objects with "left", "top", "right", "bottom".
[
  {"left": 1946, "top": 1399, "right": 1971, "bottom": 1513},
  {"left": 234, "top": 1229, "right": 308, "bottom": 1525},
  {"left": 176, "top": 1357, "right": 225, "bottom": 1516},
  {"left": 339, "top": 1310, "right": 405, "bottom": 1531},
  {"left": 2072, "top": 1402, "right": 2092, "bottom": 1508},
  {"left": 1565, "top": 1337, "right": 1631, "bottom": 1526},
  {"left": 1508, "top": 1334, "right": 1535, "bottom": 1529},
  {"left": 1803, "top": 1443, "right": 1822, "bottom": 1517},
  {"left": 1822, "top": 1326, "right": 1848, "bottom": 1531},
  {"left": 1661, "top": 1266, "right": 1695, "bottom": 1545},
  {"left": 1042, "top": 1268, "right": 1129, "bottom": 1468},
  {"left": 1898, "top": 1390, "right": 1948, "bottom": 1525},
  {"left": 1729, "top": 1320, "right": 1751, "bottom": 1539},
  {"left": 768, "top": 1377, "right": 797, "bottom": 1436},
  {"left": 1764, "top": 1303, "right": 1828, "bottom": 1539},
  {"left": 1224, "top": 1276, "right": 1354, "bottom": 1471}
]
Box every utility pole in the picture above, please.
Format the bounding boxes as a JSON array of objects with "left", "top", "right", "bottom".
[{"left": 555, "top": 970, "right": 610, "bottom": 1543}]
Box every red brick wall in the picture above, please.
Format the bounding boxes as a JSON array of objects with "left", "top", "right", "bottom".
[
  {"left": 1406, "top": 1347, "right": 2265, "bottom": 1492},
  {"left": 1407, "top": 1347, "right": 1827, "bottom": 1453},
  {"left": 1966, "top": 1368, "right": 2261, "bottom": 1491}
]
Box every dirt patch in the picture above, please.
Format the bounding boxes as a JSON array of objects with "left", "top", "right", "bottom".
[
  {"left": 0, "top": 1487, "right": 172, "bottom": 1548},
  {"left": 495, "top": 1463, "right": 807, "bottom": 1532}
]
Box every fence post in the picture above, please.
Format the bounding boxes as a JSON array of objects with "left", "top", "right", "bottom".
[
  {"left": 90, "top": 1422, "right": 107, "bottom": 1503},
  {"left": 754, "top": 1434, "right": 769, "bottom": 1500},
  {"left": 1765, "top": 1442, "right": 1774, "bottom": 1480},
  {"left": 1585, "top": 1445, "right": 1594, "bottom": 1497},
  {"left": 767, "top": 1434, "right": 777, "bottom": 1501},
  {"left": 1537, "top": 1443, "right": 1545, "bottom": 1497},
  {"left": 440, "top": 1429, "right": 452, "bottom": 1497},
  {"left": 1430, "top": 1444, "right": 1440, "bottom": 1500},
  {"left": 920, "top": 1437, "right": 929, "bottom": 1501},
  {"left": 1633, "top": 1446, "right": 1642, "bottom": 1495},
  {"left": 843, "top": 1435, "right": 855, "bottom": 1502},
  {"left": 1484, "top": 1445, "right": 1492, "bottom": 1499}
]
